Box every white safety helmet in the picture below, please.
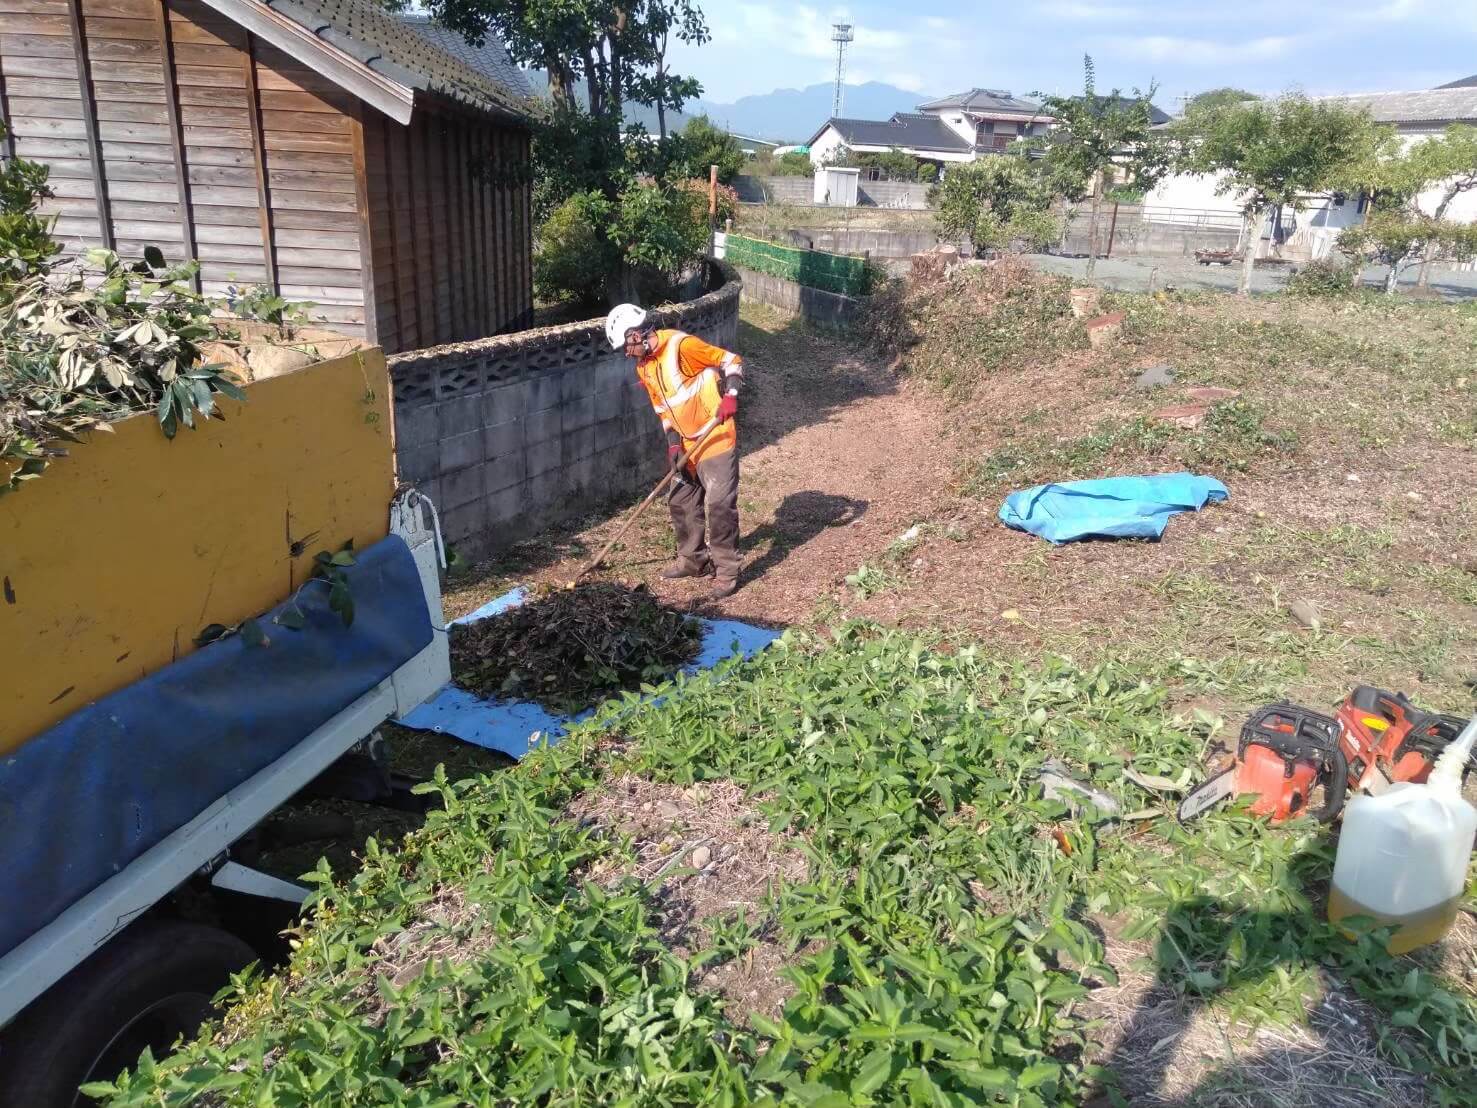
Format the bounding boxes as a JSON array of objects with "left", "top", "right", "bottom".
[{"left": 605, "top": 303, "right": 648, "bottom": 351}]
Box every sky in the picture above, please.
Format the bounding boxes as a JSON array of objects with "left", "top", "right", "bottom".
[{"left": 668, "top": 0, "right": 1477, "bottom": 107}]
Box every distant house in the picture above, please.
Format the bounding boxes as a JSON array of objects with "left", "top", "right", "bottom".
[
  {"left": 806, "top": 88, "right": 1052, "bottom": 169},
  {"left": 0, "top": 0, "right": 534, "bottom": 354},
  {"left": 1145, "top": 87, "right": 1477, "bottom": 260}
]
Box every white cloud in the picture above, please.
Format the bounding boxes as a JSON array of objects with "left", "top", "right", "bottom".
[
  {"left": 1107, "top": 33, "right": 1298, "bottom": 64},
  {"left": 1038, "top": 2, "right": 1146, "bottom": 18},
  {"left": 885, "top": 72, "right": 927, "bottom": 93}
]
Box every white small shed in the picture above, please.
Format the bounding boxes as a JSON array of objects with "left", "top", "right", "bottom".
[{"left": 814, "top": 167, "right": 861, "bottom": 207}]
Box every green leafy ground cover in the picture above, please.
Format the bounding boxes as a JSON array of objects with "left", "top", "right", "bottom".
[{"left": 96, "top": 631, "right": 1477, "bottom": 1106}]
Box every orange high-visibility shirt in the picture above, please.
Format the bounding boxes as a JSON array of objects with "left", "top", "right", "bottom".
[{"left": 635, "top": 329, "right": 742, "bottom": 465}]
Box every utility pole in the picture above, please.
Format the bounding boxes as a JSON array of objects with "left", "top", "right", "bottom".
[{"left": 831, "top": 23, "right": 853, "bottom": 118}]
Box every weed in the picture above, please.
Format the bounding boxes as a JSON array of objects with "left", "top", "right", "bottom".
[
  {"left": 844, "top": 561, "right": 896, "bottom": 599},
  {"left": 967, "top": 401, "right": 1291, "bottom": 495}
]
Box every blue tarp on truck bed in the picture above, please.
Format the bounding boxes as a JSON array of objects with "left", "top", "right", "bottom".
[{"left": 0, "top": 536, "right": 433, "bottom": 960}]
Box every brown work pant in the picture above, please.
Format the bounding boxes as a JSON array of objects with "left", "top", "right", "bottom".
[{"left": 669, "top": 446, "right": 741, "bottom": 581}]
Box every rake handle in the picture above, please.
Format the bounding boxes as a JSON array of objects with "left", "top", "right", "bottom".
[{"left": 571, "top": 423, "right": 720, "bottom": 582}]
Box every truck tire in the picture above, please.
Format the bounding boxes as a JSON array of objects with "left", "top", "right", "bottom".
[{"left": 0, "top": 920, "right": 256, "bottom": 1108}]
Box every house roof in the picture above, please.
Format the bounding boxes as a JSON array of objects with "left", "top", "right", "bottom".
[
  {"left": 1080, "top": 94, "right": 1172, "bottom": 126},
  {"left": 203, "top": 0, "right": 531, "bottom": 125},
  {"left": 1437, "top": 75, "right": 1477, "bottom": 89},
  {"left": 916, "top": 88, "right": 1043, "bottom": 117},
  {"left": 807, "top": 112, "right": 972, "bottom": 154},
  {"left": 398, "top": 13, "right": 533, "bottom": 101},
  {"left": 1314, "top": 87, "right": 1477, "bottom": 125}
]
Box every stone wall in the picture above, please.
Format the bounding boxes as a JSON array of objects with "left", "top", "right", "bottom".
[
  {"left": 733, "top": 176, "right": 934, "bottom": 210},
  {"left": 779, "top": 228, "right": 940, "bottom": 259},
  {"left": 390, "top": 263, "right": 741, "bottom": 558},
  {"left": 734, "top": 266, "right": 861, "bottom": 329}
]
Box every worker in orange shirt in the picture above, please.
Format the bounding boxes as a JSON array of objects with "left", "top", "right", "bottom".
[{"left": 606, "top": 303, "right": 743, "bottom": 599}]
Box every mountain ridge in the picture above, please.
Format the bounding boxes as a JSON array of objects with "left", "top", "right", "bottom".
[{"left": 692, "top": 81, "right": 934, "bottom": 142}]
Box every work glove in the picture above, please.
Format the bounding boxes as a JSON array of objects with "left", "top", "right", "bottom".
[{"left": 716, "top": 393, "right": 738, "bottom": 423}]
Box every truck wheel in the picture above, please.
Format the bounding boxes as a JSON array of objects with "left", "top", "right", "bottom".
[{"left": 0, "top": 920, "right": 256, "bottom": 1108}]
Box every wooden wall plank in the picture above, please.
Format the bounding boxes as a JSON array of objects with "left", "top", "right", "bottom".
[
  {"left": 0, "top": 53, "right": 15, "bottom": 161},
  {"left": 65, "top": 0, "right": 113, "bottom": 249},
  {"left": 240, "top": 31, "right": 275, "bottom": 290},
  {"left": 411, "top": 114, "right": 433, "bottom": 345},
  {"left": 350, "top": 108, "right": 376, "bottom": 347},
  {"left": 153, "top": 0, "right": 197, "bottom": 286}
]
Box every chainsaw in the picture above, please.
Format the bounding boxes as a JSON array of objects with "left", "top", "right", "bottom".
[{"left": 1178, "top": 687, "right": 1473, "bottom": 823}]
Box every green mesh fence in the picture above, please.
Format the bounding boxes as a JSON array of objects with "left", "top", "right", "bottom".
[{"left": 724, "top": 234, "right": 871, "bottom": 296}]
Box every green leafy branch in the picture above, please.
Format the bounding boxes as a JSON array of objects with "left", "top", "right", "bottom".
[{"left": 195, "top": 544, "right": 356, "bottom": 649}]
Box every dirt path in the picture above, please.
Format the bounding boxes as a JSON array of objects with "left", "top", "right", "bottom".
[{"left": 446, "top": 303, "right": 965, "bottom": 624}]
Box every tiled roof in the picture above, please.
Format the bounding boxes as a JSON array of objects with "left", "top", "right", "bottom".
[
  {"left": 262, "top": 0, "right": 531, "bottom": 119},
  {"left": 916, "top": 88, "right": 1043, "bottom": 117},
  {"left": 398, "top": 13, "right": 533, "bottom": 101},
  {"left": 1315, "top": 87, "right": 1477, "bottom": 124},
  {"left": 815, "top": 112, "right": 972, "bottom": 153}
]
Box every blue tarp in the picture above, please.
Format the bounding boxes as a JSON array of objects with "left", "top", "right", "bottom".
[
  {"left": 999, "top": 473, "right": 1229, "bottom": 545},
  {"left": 399, "top": 588, "right": 782, "bottom": 759},
  {"left": 0, "top": 536, "right": 434, "bottom": 960}
]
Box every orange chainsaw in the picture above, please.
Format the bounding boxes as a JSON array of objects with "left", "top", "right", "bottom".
[{"left": 1178, "top": 687, "right": 1472, "bottom": 823}]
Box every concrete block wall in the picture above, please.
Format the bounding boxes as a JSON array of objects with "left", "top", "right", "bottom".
[
  {"left": 733, "top": 176, "right": 935, "bottom": 210},
  {"left": 856, "top": 180, "right": 932, "bottom": 210},
  {"left": 390, "top": 263, "right": 742, "bottom": 558},
  {"left": 735, "top": 265, "right": 861, "bottom": 330},
  {"left": 779, "top": 228, "right": 940, "bottom": 259}
]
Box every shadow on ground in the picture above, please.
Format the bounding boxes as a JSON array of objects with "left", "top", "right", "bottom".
[
  {"left": 1093, "top": 878, "right": 1437, "bottom": 1107},
  {"left": 741, "top": 491, "right": 869, "bottom": 587}
]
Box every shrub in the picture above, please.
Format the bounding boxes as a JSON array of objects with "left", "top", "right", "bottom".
[
  {"left": 1284, "top": 256, "right": 1359, "bottom": 297},
  {"left": 770, "top": 152, "right": 814, "bottom": 177},
  {"left": 933, "top": 157, "right": 1061, "bottom": 254},
  {"left": 672, "top": 115, "right": 746, "bottom": 184},
  {"left": 0, "top": 123, "right": 57, "bottom": 284},
  {"left": 862, "top": 255, "right": 1082, "bottom": 392},
  {"left": 915, "top": 162, "right": 939, "bottom": 184},
  {"left": 533, "top": 190, "right": 617, "bottom": 306}
]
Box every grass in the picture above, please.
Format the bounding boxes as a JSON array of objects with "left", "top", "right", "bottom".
[{"left": 93, "top": 634, "right": 1477, "bottom": 1106}]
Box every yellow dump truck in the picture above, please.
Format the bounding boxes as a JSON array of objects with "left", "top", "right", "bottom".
[{"left": 0, "top": 342, "right": 449, "bottom": 1105}]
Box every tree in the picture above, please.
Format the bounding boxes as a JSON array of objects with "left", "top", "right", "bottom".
[
  {"left": 424, "top": 0, "right": 708, "bottom": 147},
  {"left": 933, "top": 156, "right": 1061, "bottom": 254},
  {"left": 1404, "top": 125, "right": 1477, "bottom": 288},
  {"left": 1337, "top": 210, "right": 1477, "bottom": 295},
  {"left": 1184, "top": 88, "right": 1258, "bottom": 114},
  {"left": 673, "top": 115, "right": 745, "bottom": 183},
  {"left": 1175, "top": 95, "right": 1390, "bottom": 295},
  {"left": 1031, "top": 56, "right": 1172, "bottom": 277}
]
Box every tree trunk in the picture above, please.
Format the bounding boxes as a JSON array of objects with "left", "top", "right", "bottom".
[
  {"left": 1238, "top": 204, "right": 1261, "bottom": 297},
  {"left": 545, "top": 58, "right": 575, "bottom": 110},
  {"left": 1385, "top": 261, "right": 1401, "bottom": 295},
  {"left": 1416, "top": 186, "right": 1460, "bottom": 289},
  {"left": 1084, "top": 173, "right": 1104, "bottom": 278}
]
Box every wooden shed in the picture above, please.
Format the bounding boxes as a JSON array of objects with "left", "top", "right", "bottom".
[{"left": 0, "top": 0, "right": 534, "bottom": 352}]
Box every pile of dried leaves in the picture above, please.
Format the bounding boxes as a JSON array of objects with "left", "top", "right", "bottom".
[{"left": 449, "top": 582, "right": 702, "bottom": 713}]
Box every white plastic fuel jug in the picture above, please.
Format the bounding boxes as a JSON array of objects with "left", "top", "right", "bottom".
[{"left": 1329, "top": 714, "right": 1477, "bottom": 954}]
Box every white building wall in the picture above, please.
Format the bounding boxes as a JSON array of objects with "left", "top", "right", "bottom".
[{"left": 808, "top": 126, "right": 848, "bottom": 166}]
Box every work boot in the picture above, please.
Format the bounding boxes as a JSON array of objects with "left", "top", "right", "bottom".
[
  {"left": 708, "top": 577, "right": 738, "bottom": 600},
  {"left": 662, "top": 559, "right": 713, "bottom": 580}
]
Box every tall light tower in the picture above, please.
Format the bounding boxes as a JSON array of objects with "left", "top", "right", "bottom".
[{"left": 831, "top": 23, "right": 853, "bottom": 118}]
